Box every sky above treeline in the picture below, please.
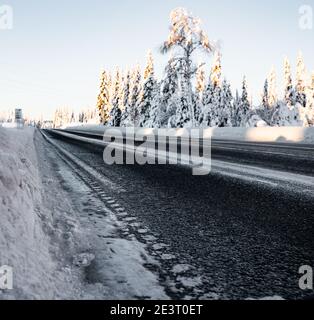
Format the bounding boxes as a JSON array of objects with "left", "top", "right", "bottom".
[{"left": 0, "top": 0, "right": 313, "bottom": 119}]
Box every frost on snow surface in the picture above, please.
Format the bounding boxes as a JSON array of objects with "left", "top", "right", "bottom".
[{"left": 0, "top": 127, "right": 167, "bottom": 299}]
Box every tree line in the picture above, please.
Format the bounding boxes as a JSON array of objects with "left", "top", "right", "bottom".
[{"left": 55, "top": 8, "right": 314, "bottom": 128}]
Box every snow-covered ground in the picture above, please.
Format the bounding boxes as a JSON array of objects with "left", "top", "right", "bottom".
[
  {"left": 0, "top": 127, "right": 167, "bottom": 299},
  {"left": 0, "top": 126, "right": 82, "bottom": 299}
]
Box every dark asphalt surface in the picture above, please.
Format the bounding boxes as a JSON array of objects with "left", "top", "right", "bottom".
[
  {"left": 42, "top": 130, "right": 314, "bottom": 300},
  {"left": 60, "top": 128, "right": 314, "bottom": 176},
  {"left": 211, "top": 140, "right": 314, "bottom": 177}
]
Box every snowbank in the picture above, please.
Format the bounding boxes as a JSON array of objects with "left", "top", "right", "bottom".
[
  {"left": 62, "top": 125, "right": 314, "bottom": 144},
  {"left": 0, "top": 127, "right": 82, "bottom": 299},
  {"left": 205, "top": 127, "right": 314, "bottom": 144}
]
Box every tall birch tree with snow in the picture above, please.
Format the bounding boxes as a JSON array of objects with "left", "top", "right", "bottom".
[{"left": 160, "top": 7, "right": 215, "bottom": 127}]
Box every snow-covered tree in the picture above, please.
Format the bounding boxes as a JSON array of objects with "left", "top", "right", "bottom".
[
  {"left": 147, "top": 82, "right": 163, "bottom": 128},
  {"left": 96, "top": 70, "right": 111, "bottom": 124},
  {"left": 218, "top": 79, "right": 233, "bottom": 127},
  {"left": 124, "top": 66, "right": 142, "bottom": 126},
  {"left": 210, "top": 51, "right": 222, "bottom": 88},
  {"left": 144, "top": 50, "right": 154, "bottom": 80},
  {"left": 295, "top": 52, "right": 307, "bottom": 107},
  {"left": 209, "top": 84, "right": 222, "bottom": 127},
  {"left": 161, "top": 7, "right": 215, "bottom": 126},
  {"left": 139, "top": 51, "right": 158, "bottom": 127},
  {"left": 159, "top": 60, "right": 179, "bottom": 127},
  {"left": 196, "top": 63, "right": 206, "bottom": 94},
  {"left": 235, "top": 77, "right": 251, "bottom": 126},
  {"left": 231, "top": 90, "right": 241, "bottom": 127},
  {"left": 199, "top": 52, "right": 224, "bottom": 127},
  {"left": 109, "top": 68, "right": 122, "bottom": 127},
  {"left": 118, "top": 71, "right": 125, "bottom": 111},
  {"left": 176, "top": 82, "right": 192, "bottom": 128},
  {"left": 284, "top": 57, "right": 295, "bottom": 106},
  {"left": 199, "top": 78, "right": 214, "bottom": 126},
  {"left": 194, "top": 63, "right": 205, "bottom": 123},
  {"left": 120, "top": 70, "right": 132, "bottom": 126},
  {"left": 262, "top": 79, "right": 270, "bottom": 109},
  {"left": 53, "top": 107, "right": 73, "bottom": 128},
  {"left": 268, "top": 67, "right": 277, "bottom": 108}
]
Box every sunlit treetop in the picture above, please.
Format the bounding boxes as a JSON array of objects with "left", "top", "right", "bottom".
[
  {"left": 161, "top": 7, "right": 215, "bottom": 56},
  {"left": 144, "top": 50, "right": 154, "bottom": 80}
]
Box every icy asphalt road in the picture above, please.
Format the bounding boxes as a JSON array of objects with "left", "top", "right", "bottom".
[{"left": 39, "top": 130, "right": 314, "bottom": 300}]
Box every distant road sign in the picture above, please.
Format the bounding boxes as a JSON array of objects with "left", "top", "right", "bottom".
[
  {"left": 14, "top": 108, "right": 24, "bottom": 128},
  {"left": 15, "top": 109, "right": 23, "bottom": 121}
]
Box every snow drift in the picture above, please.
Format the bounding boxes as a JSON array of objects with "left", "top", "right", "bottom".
[{"left": 0, "top": 127, "right": 81, "bottom": 299}]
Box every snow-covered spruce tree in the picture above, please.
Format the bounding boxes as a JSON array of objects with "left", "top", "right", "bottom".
[
  {"left": 257, "top": 78, "right": 274, "bottom": 125},
  {"left": 167, "top": 95, "right": 181, "bottom": 128},
  {"left": 200, "top": 53, "right": 223, "bottom": 127},
  {"left": 295, "top": 52, "right": 307, "bottom": 108},
  {"left": 176, "top": 80, "right": 192, "bottom": 127},
  {"left": 146, "top": 82, "right": 163, "bottom": 128},
  {"left": 118, "top": 71, "right": 125, "bottom": 111},
  {"left": 235, "top": 77, "right": 251, "bottom": 126},
  {"left": 268, "top": 67, "right": 278, "bottom": 108},
  {"left": 96, "top": 70, "right": 111, "bottom": 124},
  {"left": 284, "top": 57, "right": 295, "bottom": 106},
  {"left": 231, "top": 90, "right": 241, "bottom": 127},
  {"left": 257, "top": 68, "right": 277, "bottom": 126},
  {"left": 96, "top": 71, "right": 105, "bottom": 121},
  {"left": 109, "top": 68, "right": 122, "bottom": 127},
  {"left": 120, "top": 70, "right": 131, "bottom": 126},
  {"left": 262, "top": 79, "right": 270, "bottom": 109},
  {"left": 161, "top": 7, "right": 215, "bottom": 127},
  {"left": 199, "top": 78, "right": 214, "bottom": 126},
  {"left": 209, "top": 51, "right": 225, "bottom": 127},
  {"left": 209, "top": 84, "right": 222, "bottom": 127},
  {"left": 159, "top": 59, "right": 179, "bottom": 127},
  {"left": 139, "top": 51, "right": 158, "bottom": 127},
  {"left": 124, "top": 66, "right": 142, "bottom": 127},
  {"left": 218, "top": 79, "right": 233, "bottom": 127},
  {"left": 194, "top": 63, "right": 205, "bottom": 124}
]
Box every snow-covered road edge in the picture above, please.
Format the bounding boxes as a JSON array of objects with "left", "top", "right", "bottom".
[
  {"left": 0, "top": 127, "right": 85, "bottom": 299},
  {"left": 38, "top": 129, "right": 168, "bottom": 299},
  {"left": 0, "top": 127, "right": 168, "bottom": 299},
  {"left": 0, "top": 128, "right": 167, "bottom": 300}
]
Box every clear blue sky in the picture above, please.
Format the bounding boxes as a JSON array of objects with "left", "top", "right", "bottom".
[{"left": 0, "top": 0, "right": 313, "bottom": 119}]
